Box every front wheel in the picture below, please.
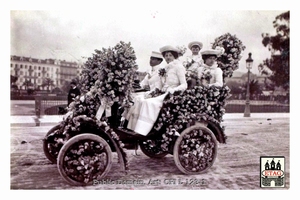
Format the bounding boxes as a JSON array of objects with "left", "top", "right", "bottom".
[
  {"left": 43, "top": 124, "right": 65, "bottom": 164},
  {"left": 173, "top": 123, "right": 218, "bottom": 174},
  {"left": 57, "top": 133, "right": 113, "bottom": 186}
]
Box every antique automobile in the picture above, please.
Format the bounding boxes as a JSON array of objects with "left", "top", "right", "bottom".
[{"left": 43, "top": 86, "right": 228, "bottom": 186}]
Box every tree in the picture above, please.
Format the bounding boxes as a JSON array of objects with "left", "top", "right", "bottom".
[
  {"left": 10, "top": 75, "right": 18, "bottom": 85},
  {"left": 261, "top": 11, "right": 289, "bottom": 90},
  {"left": 42, "top": 78, "right": 55, "bottom": 91}
]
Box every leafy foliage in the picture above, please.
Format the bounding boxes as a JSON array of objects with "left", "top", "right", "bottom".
[{"left": 261, "top": 11, "right": 290, "bottom": 90}]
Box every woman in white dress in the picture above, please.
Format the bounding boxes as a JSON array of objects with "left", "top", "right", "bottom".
[
  {"left": 126, "top": 45, "right": 187, "bottom": 136},
  {"left": 197, "top": 48, "right": 224, "bottom": 87},
  {"left": 124, "top": 51, "right": 164, "bottom": 128}
]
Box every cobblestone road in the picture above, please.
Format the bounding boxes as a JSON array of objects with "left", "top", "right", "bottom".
[{"left": 10, "top": 116, "right": 290, "bottom": 190}]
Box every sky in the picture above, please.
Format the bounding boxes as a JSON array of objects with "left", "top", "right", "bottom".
[{"left": 10, "top": 8, "right": 287, "bottom": 75}]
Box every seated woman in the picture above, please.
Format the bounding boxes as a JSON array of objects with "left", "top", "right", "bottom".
[
  {"left": 126, "top": 45, "right": 187, "bottom": 136},
  {"left": 197, "top": 48, "right": 224, "bottom": 87}
]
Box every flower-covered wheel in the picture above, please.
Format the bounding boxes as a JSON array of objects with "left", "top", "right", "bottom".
[
  {"left": 139, "top": 140, "right": 168, "bottom": 159},
  {"left": 173, "top": 123, "right": 218, "bottom": 174},
  {"left": 57, "top": 133, "right": 112, "bottom": 186},
  {"left": 43, "top": 124, "right": 65, "bottom": 164}
]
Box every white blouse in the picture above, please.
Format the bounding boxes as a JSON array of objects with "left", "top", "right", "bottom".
[
  {"left": 161, "top": 60, "right": 187, "bottom": 93},
  {"left": 140, "top": 64, "right": 163, "bottom": 91},
  {"left": 197, "top": 64, "right": 223, "bottom": 87}
]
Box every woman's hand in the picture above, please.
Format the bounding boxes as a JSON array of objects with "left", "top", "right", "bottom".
[{"left": 167, "top": 88, "right": 175, "bottom": 94}]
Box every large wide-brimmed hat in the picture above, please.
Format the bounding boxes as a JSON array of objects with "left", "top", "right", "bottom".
[
  {"left": 150, "top": 51, "right": 163, "bottom": 59},
  {"left": 201, "top": 48, "right": 223, "bottom": 57},
  {"left": 188, "top": 41, "right": 203, "bottom": 50},
  {"left": 159, "top": 45, "right": 179, "bottom": 54}
]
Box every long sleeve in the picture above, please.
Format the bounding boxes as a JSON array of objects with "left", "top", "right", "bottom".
[
  {"left": 209, "top": 68, "right": 223, "bottom": 87},
  {"left": 167, "top": 65, "right": 187, "bottom": 92},
  {"left": 140, "top": 74, "right": 149, "bottom": 89}
]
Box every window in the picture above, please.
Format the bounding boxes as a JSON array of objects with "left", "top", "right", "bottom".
[
  {"left": 34, "top": 66, "right": 37, "bottom": 70},
  {"left": 38, "top": 73, "right": 40, "bottom": 76},
  {"left": 34, "top": 72, "right": 37, "bottom": 76},
  {"left": 29, "top": 66, "right": 32, "bottom": 70},
  {"left": 11, "top": 64, "right": 13, "bottom": 68},
  {"left": 20, "top": 71, "right": 23, "bottom": 75},
  {"left": 38, "top": 66, "right": 41, "bottom": 70},
  {"left": 25, "top": 65, "right": 27, "bottom": 69},
  {"left": 16, "top": 64, "right": 19, "bottom": 68}
]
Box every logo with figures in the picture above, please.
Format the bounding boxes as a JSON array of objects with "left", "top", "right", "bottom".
[{"left": 260, "top": 156, "right": 285, "bottom": 187}]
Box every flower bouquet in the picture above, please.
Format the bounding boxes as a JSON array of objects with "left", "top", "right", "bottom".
[
  {"left": 200, "top": 69, "right": 213, "bottom": 86},
  {"left": 211, "top": 33, "right": 246, "bottom": 78}
]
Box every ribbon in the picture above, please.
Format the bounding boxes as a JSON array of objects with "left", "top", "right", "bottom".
[{"left": 96, "top": 98, "right": 113, "bottom": 120}]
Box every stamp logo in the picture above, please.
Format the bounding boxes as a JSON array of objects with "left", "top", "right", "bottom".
[{"left": 260, "top": 156, "right": 285, "bottom": 187}]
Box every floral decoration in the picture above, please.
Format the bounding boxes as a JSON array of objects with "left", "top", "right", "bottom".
[
  {"left": 176, "top": 45, "right": 187, "bottom": 56},
  {"left": 145, "top": 88, "right": 165, "bottom": 99},
  {"left": 211, "top": 33, "right": 246, "bottom": 78},
  {"left": 199, "top": 69, "right": 213, "bottom": 86},
  {"left": 80, "top": 41, "right": 138, "bottom": 109},
  {"left": 158, "top": 68, "right": 167, "bottom": 77},
  {"left": 178, "top": 128, "right": 217, "bottom": 172},
  {"left": 52, "top": 41, "right": 138, "bottom": 172},
  {"left": 153, "top": 85, "right": 231, "bottom": 150}
]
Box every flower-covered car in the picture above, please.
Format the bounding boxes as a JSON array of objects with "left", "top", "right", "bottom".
[{"left": 43, "top": 35, "right": 245, "bottom": 186}]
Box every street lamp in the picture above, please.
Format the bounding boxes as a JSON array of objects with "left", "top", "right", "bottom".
[{"left": 244, "top": 53, "right": 253, "bottom": 117}]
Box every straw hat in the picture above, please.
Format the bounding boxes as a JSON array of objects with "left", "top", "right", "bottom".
[
  {"left": 188, "top": 41, "right": 203, "bottom": 50},
  {"left": 201, "top": 49, "right": 223, "bottom": 56},
  {"left": 150, "top": 51, "right": 163, "bottom": 59},
  {"left": 159, "top": 45, "right": 180, "bottom": 54}
]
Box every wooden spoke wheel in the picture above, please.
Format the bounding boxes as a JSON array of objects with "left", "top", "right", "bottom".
[
  {"left": 43, "top": 124, "right": 65, "bottom": 164},
  {"left": 57, "top": 133, "right": 112, "bottom": 186},
  {"left": 173, "top": 124, "right": 218, "bottom": 174},
  {"left": 139, "top": 139, "right": 168, "bottom": 158}
]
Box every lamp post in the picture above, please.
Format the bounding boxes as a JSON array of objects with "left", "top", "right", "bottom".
[{"left": 244, "top": 53, "right": 253, "bottom": 117}]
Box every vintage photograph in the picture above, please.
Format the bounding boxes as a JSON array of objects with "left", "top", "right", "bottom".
[{"left": 9, "top": 3, "right": 293, "bottom": 193}]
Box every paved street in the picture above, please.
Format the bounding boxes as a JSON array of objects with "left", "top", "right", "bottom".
[{"left": 10, "top": 114, "right": 290, "bottom": 190}]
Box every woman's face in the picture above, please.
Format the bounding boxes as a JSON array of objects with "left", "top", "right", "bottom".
[
  {"left": 191, "top": 46, "right": 200, "bottom": 55},
  {"left": 204, "top": 56, "right": 217, "bottom": 66},
  {"left": 163, "top": 52, "right": 175, "bottom": 64}
]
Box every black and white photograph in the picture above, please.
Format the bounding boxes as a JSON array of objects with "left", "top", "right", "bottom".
[{"left": 5, "top": 0, "right": 298, "bottom": 196}]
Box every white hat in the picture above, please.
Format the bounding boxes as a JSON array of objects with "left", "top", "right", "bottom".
[
  {"left": 201, "top": 49, "right": 223, "bottom": 56},
  {"left": 150, "top": 51, "right": 163, "bottom": 59},
  {"left": 188, "top": 41, "right": 203, "bottom": 50},
  {"left": 159, "top": 45, "right": 179, "bottom": 54}
]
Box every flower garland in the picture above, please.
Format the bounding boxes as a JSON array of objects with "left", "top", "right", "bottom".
[{"left": 211, "top": 33, "right": 246, "bottom": 78}]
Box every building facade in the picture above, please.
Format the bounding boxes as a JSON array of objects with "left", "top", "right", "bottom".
[{"left": 10, "top": 55, "right": 83, "bottom": 90}]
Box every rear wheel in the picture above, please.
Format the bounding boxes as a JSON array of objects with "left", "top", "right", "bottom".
[
  {"left": 57, "top": 133, "right": 112, "bottom": 186},
  {"left": 139, "top": 140, "right": 168, "bottom": 158},
  {"left": 173, "top": 123, "right": 218, "bottom": 174}
]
